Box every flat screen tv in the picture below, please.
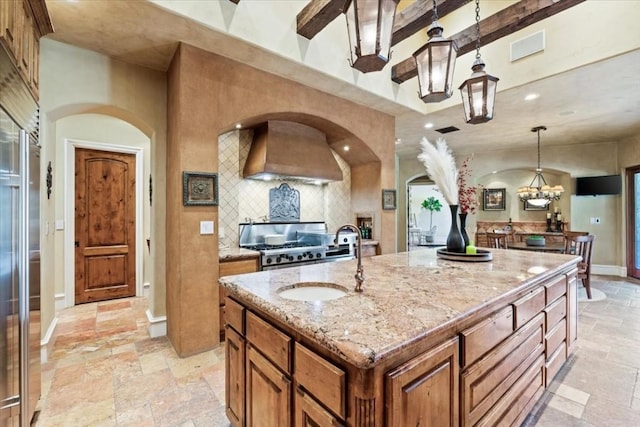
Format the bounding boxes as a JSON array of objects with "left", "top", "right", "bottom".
[{"left": 575, "top": 175, "right": 621, "bottom": 196}]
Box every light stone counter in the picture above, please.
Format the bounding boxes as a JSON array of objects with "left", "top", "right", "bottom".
[
  {"left": 218, "top": 247, "right": 260, "bottom": 262},
  {"left": 219, "top": 248, "right": 579, "bottom": 369}
]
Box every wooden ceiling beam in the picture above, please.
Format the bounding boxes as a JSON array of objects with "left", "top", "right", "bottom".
[
  {"left": 391, "top": 0, "right": 585, "bottom": 84},
  {"left": 391, "top": 0, "right": 470, "bottom": 46},
  {"left": 297, "top": 0, "right": 350, "bottom": 40}
]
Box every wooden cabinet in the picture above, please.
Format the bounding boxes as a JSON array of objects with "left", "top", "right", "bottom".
[
  {"left": 386, "top": 337, "right": 459, "bottom": 427},
  {"left": 295, "top": 387, "right": 344, "bottom": 427},
  {"left": 0, "top": 0, "right": 51, "bottom": 100},
  {"left": 219, "top": 257, "right": 258, "bottom": 340},
  {"left": 225, "top": 326, "right": 245, "bottom": 427},
  {"left": 358, "top": 242, "right": 378, "bottom": 257},
  {"left": 246, "top": 345, "right": 292, "bottom": 426}
]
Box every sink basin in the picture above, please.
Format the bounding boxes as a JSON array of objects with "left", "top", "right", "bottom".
[{"left": 277, "top": 282, "right": 348, "bottom": 301}]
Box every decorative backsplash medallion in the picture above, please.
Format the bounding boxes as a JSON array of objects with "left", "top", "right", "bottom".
[{"left": 269, "top": 183, "right": 300, "bottom": 222}]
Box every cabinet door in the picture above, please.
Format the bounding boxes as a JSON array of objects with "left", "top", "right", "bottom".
[
  {"left": 386, "top": 337, "right": 459, "bottom": 427},
  {"left": 19, "top": 1, "right": 32, "bottom": 82},
  {"left": 295, "top": 387, "right": 344, "bottom": 427},
  {"left": 246, "top": 345, "right": 292, "bottom": 427},
  {"left": 0, "top": 0, "right": 20, "bottom": 61},
  {"left": 226, "top": 326, "right": 245, "bottom": 427}
]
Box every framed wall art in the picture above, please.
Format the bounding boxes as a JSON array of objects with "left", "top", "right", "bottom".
[
  {"left": 382, "top": 189, "right": 397, "bottom": 210},
  {"left": 183, "top": 171, "right": 219, "bottom": 206},
  {"left": 483, "top": 188, "right": 506, "bottom": 211}
]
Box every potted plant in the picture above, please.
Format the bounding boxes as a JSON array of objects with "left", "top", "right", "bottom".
[{"left": 421, "top": 197, "right": 442, "bottom": 242}]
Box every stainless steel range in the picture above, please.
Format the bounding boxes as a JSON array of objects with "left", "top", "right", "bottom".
[{"left": 238, "top": 222, "right": 357, "bottom": 270}]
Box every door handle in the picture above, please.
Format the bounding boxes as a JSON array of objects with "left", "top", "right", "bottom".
[{"left": 75, "top": 241, "right": 79, "bottom": 248}]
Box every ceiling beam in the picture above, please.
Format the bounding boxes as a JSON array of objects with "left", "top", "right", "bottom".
[
  {"left": 391, "top": 0, "right": 585, "bottom": 84},
  {"left": 391, "top": 0, "right": 470, "bottom": 46},
  {"left": 297, "top": 0, "right": 350, "bottom": 40}
]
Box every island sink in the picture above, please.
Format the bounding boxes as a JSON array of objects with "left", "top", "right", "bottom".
[
  {"left": 277, "top": 282, "right": 348, "bottom": 301},
  {"left": 219, "top": 249, "right": 580, "bottom": 426}
]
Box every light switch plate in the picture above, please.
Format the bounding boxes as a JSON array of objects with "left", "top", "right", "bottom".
[
  {"left": 55, "top": 219, "right": 64, "bottom": 230},
  {"left": 200, "top": 221, "right": 214, "bottom": 235}
]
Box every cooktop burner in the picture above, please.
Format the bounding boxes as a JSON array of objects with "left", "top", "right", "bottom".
[{"left": 245, "top": 242, "right": 318, "bottom": 251}]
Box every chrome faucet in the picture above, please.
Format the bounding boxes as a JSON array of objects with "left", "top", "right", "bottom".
[{"left": 335, "top": 224, "right": 365, "bottom": 292}]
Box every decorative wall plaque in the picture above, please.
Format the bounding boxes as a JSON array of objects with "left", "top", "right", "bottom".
[
  {"left": 183, "top": 171, "right": 219, "bottom": 206},
  {"left": 269, "top": 183, "right": 300, "bottom": 221}
]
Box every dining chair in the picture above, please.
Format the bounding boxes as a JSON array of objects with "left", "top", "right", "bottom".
[
  {"left": 566, "top": 234, "right": 595, "bottom": 299},
  {"left": 486, "top": 231, "right": 509, "bottom": 249},
  {"left": 563, "top": 230, "right": 589, "bottom": 254}
]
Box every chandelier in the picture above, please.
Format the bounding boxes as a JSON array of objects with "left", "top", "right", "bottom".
[
  {"left": 412, "top": 0, "right": 458, "bottom": 102},
  {"left": 458, "top": 0, "right": 499, "bottom": 124},
  {"left": 517, "top": 126, "right": 564, "bottom": 207}
]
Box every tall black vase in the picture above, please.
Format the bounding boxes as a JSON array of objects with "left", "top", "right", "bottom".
[
  {"left": 459, "top": 212, "right": 470, "bottom": 248},
  {"left": 446, "top": 205, "right": 465, "bottom": 253}
]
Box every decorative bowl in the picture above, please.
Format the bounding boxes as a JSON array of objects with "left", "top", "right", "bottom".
[{"left": 526, "top": 236, "right": 546, "bottom": 246}]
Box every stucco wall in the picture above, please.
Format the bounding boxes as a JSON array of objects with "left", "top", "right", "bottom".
[{"left": 166, "top": 43, "right": 395, "bottom": 356}]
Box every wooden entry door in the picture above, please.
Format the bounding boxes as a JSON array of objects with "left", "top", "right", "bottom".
[{"left": 75, "top": 148, "right": 136, "bottom": 304}]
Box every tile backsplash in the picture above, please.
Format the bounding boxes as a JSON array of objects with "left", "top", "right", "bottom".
[{"left": 218, "top": 130, "right": 352, "bottom": 248}]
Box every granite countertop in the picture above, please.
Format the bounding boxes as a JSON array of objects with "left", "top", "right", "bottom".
[
  {"left": 219, "top": 247, "right": 260, "bottom": 261},
  {"left": 219, "top": 249, "right": 579, "bottom": 369}
]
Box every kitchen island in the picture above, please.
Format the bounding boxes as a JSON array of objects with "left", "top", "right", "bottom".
[{"left": 219, "top": 248, "right": 580, "bottom": 426}]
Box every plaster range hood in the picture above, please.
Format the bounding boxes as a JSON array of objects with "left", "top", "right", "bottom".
[{"left": 243, "top": 120, "right": 343, "bottom": 184}]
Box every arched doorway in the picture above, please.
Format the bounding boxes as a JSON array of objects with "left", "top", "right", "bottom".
[{"left": 407, "top": 175, "right": 451, "bottom": 251}]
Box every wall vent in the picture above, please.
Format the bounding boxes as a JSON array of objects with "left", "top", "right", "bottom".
[
  {"left": 510, "top": 30, "right": 545, "bottom": 62},
  {"left": 435, "top": 126, "right": 459, "bottom": 134}
]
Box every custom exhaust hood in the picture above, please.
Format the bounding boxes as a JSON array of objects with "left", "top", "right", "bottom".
[{"left": 243, "top": 120, "right": 343, "bottom": 183}]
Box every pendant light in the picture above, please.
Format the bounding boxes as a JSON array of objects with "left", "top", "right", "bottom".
[
  {"left": 413, "top": 0, "right": 458, "bottom": 103},
  {"left": 517, "top": 126, "right": 565, "bottom": 207},
  {"left": 458, "top": 0, "right": 499, "bottom": 124},
  {"left": 345, "top": 0, "right": 400, "bottom": 73}
]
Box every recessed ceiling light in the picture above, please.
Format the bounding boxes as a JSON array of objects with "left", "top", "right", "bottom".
[
  {"left": 524, "top": 93, "right": 539, "bottom": 101},
  {"left": 343, "top": 146, "right": 350, "bottom": 152},
  {"left": 492, "top": 170, "right": 498, "bottom": 174},
  {"left": 235, "top": 123, "right": 242, "bottom": 129},
  {"left": 424, "top": 123, "right": 434, "bottom": 129}
]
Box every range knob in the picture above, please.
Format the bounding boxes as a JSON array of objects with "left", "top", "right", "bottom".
[
  {"left": 266, "top": 258, "right": 272, "bottom": 264},
  {"left": 276, "top": 257, "right": 282, "bottom": 263},
  {"left": 288, "top": 256, "right": 294, "bottom": 261},
  {"left": 316, "top": 253, "right": 322, "bottom": 258},
  {"left": 297, "top": 255, "right": 302, "bottom": 260},
  {"left": 342, "top": 237, "right": 348, "bottom": 243}
]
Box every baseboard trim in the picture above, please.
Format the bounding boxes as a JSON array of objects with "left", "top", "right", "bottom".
[
  {"left": 592, "top": 264, "right": 626, "bottom": 277},
  {"left": 146, "top": 309, "right": 167, "bottom": 338},
  {"left": 40, "top": 317, "right": 58, "bottom": 363}
]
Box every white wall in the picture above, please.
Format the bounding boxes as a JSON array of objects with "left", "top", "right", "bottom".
[{"left": 408, "top": 184, "right": 451, "bottom": 244}]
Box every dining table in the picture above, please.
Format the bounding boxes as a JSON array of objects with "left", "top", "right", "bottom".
[{"left": 509, "top": 241, "right": 566, "bottom": 253}]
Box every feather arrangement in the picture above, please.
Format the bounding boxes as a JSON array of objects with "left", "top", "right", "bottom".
[{"left": 417, "top": 137, "right": 459, "bottom": 205}]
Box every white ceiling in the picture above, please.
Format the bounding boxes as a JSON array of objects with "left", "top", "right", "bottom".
[{"left": 44, "top": 0, "right": 640, "bottom": 160}]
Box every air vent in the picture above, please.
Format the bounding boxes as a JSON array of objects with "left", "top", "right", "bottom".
[
  {"left": 511, "top": 30, "right": 545, "bottom": 62},
  {"left": 435, "top": 126, "right": 459, "bottom": 134}
]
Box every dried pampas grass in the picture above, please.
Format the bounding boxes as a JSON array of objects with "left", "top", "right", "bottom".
[{"left": 417, "top": 137, "right": 458, "bottom": 205}]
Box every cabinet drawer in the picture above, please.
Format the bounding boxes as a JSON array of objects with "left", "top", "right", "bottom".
[
  {"left": 295, "top": 387, "right": 345, "bottom": 427},
  {"left": 545, "top": 276, "right": 566, "bottom": 305},
  {"left": 545, "top": 296, "right": 567, "bottom": 331},
  {"left": 220, "top": 258, "right": 259, "bottom": 276},
  {"left": 219, "top": 284, "right": 226, "bottom": 307},
  {"left": 545, "top": 343, "right": 567, "bottom": 386},
  {"left": 513, "top": 287, "right": 545, "bottom": 330},
  {"left": 226, "top": 298, "right": 245, "bottom": 335},
  {"left": 545, "top": 318, "right": 566, "bottom": 359},
  {"left": 295, "top": 343, "right": 346, "bottom": 419},
  {"left": 462, "top": 313, "right": 544, "bottom": 427},
  {"left": 476, "top": 354, "right": 545, "bottom": 427},
  {"left": 246, "top": 311, "right": 292, "bottom": 374},
  {"left": 461, "top": 306, "right": 514, "bottom": 367}
]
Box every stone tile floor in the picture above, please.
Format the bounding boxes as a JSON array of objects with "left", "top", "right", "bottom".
[{"left": 35, "top": 275, "right": 640, "bottom": 426}]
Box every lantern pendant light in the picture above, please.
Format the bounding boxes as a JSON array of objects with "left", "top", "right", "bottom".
[
  {"left": 413, "top": 0, "right": 458, "bottom": 103},
  {"left": 459, "top": 0, "right": 499, "bottom": 124},
  {"left": 345, "top": 0, "right": 400, "bottom": 73}
]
